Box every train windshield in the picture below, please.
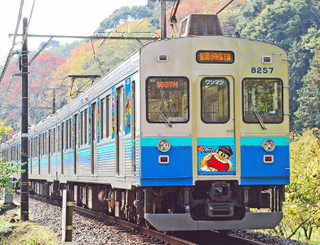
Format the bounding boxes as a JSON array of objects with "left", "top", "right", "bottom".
[
  {"left": 201, "top": 77, "right": 229, "bottom": 123},
  {"left": 146, "top": 77, "right": 189, "bottom": 123},
  {"left": 243, "top": 78, "right": 283, "bottom": 123}
]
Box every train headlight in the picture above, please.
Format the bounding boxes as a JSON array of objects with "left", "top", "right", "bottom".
[
  {"left": 261, "top": 139, "right": 276, "bottom": 152},
  {"left": 157, "top": 139, "right": 171, "bottom": 153}
]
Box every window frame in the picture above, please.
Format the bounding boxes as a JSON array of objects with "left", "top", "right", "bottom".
[
  {"left": 68, "top": 118, "right": 72, "bottom": 149},
  {"left": 84, "top": 109, "right": 88, "bottom": 144},
  {"left": 100, "top": 98, "right": 105, "bottom": 140},
  {"left": 200, "top": 77, "right": 230, "bottom": 124},
  {"left": 106, "top": 95, "right": 111, "bottom": 138},
  {"left": 146, "top": 76, "right": 190, "bottom": 124},
  {"left": 242, "top": 77, "right": 284, "bottom": 124},
  {"left": 80, "top": 111, "right": 84, "bottom": 145}
]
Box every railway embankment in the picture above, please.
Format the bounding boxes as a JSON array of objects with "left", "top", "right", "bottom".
[{"left": 0, "top": 195, "right": 309, "bottom": 245}]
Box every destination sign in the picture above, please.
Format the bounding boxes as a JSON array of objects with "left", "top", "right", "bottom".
[
  {"left": 197, "top": 51, "right": 234, "bottom": 64},
  {"left": 156, "top": 81, "right": 179, "bottom": 88},
  {"left": 148, "top": 77, "right": 188, "bottom": 91}
]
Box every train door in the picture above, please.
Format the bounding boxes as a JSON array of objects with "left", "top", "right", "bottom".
[
  {"left": 48, "top": 129, "right": 51, "bottom": 174},
  {"left": 74, "top": 114, "right": 77, "bottom": 175},
  {"left": 30, "top": 138, "right": 33, "bottom": 175},
  {"left": 38, "top": 134, "right": 41, "bottom": 175},
  {"left": 197, "top": 76, "right": 236, "bottom": 176},
  {"left": 131, "top": 81, "right": 136, "bottom": 174},
  {"left": 91, "top": 103, "right": 97, "bottom": 175},
  {"left": 116, "top": 86, "right": 125, "bottom": 176},
  {"left": 61, "top": 122, "right": 64, "bottom": 175}
]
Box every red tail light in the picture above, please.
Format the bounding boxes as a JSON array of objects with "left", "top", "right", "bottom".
[
  {"left": 264, "top": 155, "right": 274, "bottom": 164},
  {"left": 158, "top": 155, "right": 169, "bottom": 164}
]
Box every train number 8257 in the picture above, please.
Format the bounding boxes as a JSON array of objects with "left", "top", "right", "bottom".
[{"left": 251, "top": 67, "right": 274, "bottom": 74}]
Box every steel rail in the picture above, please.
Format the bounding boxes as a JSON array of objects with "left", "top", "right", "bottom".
[{"left": 20, "top": 194, "right": 268, "bottom": 245}]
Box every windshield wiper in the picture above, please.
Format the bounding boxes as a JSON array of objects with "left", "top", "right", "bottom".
[
  {"left": 156, "top": 108, "right": 172, "bottom": 127},
  {"left": 253, "top": 109, "right": 267, "bottom": 130}
]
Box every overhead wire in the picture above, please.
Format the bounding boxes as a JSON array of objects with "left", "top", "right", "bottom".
[
  {"left": 0, "top": 0, "right": 25, "bottom": 84},
  {"left": 86, "top": 5, "right": 147, "bottom": 83},
  {"left": 17, "top": 0, "right": 37, "bottom": 66},
  {"left": 0, "top": 0, "right": 37, "bottom": 114},
  {"left": 90, "top": 39, "right": 106, "bottom": 75},
  {"left": 97, "top": 4, "right": 152, "bottom": 70}
]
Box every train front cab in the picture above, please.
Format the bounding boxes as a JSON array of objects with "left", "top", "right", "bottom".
[{"left": 138, "top": 36, "right": 289, "bottom": 231}]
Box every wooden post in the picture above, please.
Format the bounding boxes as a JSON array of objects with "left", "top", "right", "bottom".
[{"left": 62, "top": 189, "right": 74, "bottom": 243}]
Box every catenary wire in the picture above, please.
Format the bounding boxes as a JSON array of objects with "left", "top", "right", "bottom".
[{"left": 0, "top": 0, "right": 25, "bottom": 84}]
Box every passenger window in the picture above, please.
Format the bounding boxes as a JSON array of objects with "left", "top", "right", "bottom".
[
  {"left": 84, "top": 109, "right": 88, "bottom": 144},
  {"left": 201, "top": 77, "right": 229, "bottom": 123},
  {"left": 80, "top": 111, "right": 84, "bottom": 145},
  {"left": 58, "top": 126, "right": 61, "bottom": 152},
  {"left": 44, "top": 132, "right": 47, "bottom": 154},
  {"left": 243, "top": 78, "right": 283, "bottom": 123},
  {"left": 66, "top": 121, "right": 69, "bottom": 149},
  {"left": 101, "top": 98, "right": 105, "bottom": 139},
  {"left": 68, "top": 119, "right": 72, "bottom": 149},
  {"left": 107, "top": 95, "right": 111, "bottom": 138},
  {"left": 39, "top": 134, "right": 42, "bottom": 156},
  {"left": 53, "top": 128, "right": 56, "bottom": 153},
  {"left": 146, "top": 77, "right": 189, "bottom": 123}
]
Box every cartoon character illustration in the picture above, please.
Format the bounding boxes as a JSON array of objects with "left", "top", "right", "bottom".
[
  {"left": 200, "top": 146, "right": 233, "bottom": 171},
  {"left": 125, "top": 94, "right": 131, "bottom": 129},
  {"left": 111, "top": 94, "right": 115, "bottom": 138}
]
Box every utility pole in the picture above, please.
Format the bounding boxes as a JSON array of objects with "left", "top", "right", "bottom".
[
  {"left": 20, "top": 17, "right": 29, "bottom": 221},
  {"left": 52, "top": 88, "right": 56, "bottom": 114},
  {"left": 160, "top": 0, "right": 167, "bottom": 39},
  {"left": 149, "top": 0, "right": 176, "bottom": 39}
]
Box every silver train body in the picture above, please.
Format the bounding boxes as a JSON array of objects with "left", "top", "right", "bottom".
[{"left": 1, "top": 14, "right": 289, "bottom": 231}]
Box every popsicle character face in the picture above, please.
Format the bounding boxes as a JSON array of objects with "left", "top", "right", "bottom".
[{"left": 200, "top": 146, "right": 233, "bottom": 172}]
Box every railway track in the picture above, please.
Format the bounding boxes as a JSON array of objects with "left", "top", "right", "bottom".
[{"left": 15, "top": 194, "right": 267, "bottom": 245}]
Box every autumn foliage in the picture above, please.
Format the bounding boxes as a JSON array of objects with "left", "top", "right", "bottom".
[{"left": 0, "top": 53, "right": 65, "bottom": 127}]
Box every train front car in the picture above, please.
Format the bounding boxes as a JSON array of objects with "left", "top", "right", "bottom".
[{"left": 138, "top": 14, "right": 289, "bottom": 231}]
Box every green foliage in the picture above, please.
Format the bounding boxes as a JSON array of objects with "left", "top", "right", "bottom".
[
  {"left": 235, "top": 0, "right": 320, "bottom": 131},
  {"left": 0, "top": 215, "right": 59, "bottom": 244},
  {"left": 273, "top": 130, "right": 320, "bottom": 241},
  {"left": 294, "top": 52, "right": 320, "bottom": 131},
  {"left": 240, "top": 0, "right": 320, "bottom": 51},
  {"left": 235, "top": 0, "right": 275, "bottom": 34},
  {"left": 0, "top": 161, "right": 22, "bottom": 191},
  {"left": 287, "top": 41, "right": 313, "bottom": 131},
  {"left": 0, "top": 118, "right": 21, "bottom": 193},
  {"left": 96, "top": 5, "right": 155, "bottom": 33},
  {"left": 301, "top": 28, "right": 320, "bottom": 53},
  {"left": 0, "top": 119, "right": 12, "bottom": 141},
  {"left": 0, "top": 224, "right": 15, "bottom": 240},
  {"left": 293, "top": 28, "right": 320, "bottom": 131}
]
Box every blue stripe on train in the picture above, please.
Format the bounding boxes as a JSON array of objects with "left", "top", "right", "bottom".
[
  {"left": 78, "top": 148, "right": 91, "bottom": 164},
  {"left": 64, "top": 153, "right": 74, "bottom": 166},
  {"left": 240, "top": 137, "right": 290, "bottom": 185},
  {"left": 41, "top": 158, "right": 48, "bottom": 168},
  {"left": 140, "top": 138, "right": 192, "bottom": 186},
  {"left": 97, "top": 143, "right": 115, "bottom": 162}
]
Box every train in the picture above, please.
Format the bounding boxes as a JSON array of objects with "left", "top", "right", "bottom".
[{"left": 1, "top": 13, "right": 289, "bottom": 231}]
